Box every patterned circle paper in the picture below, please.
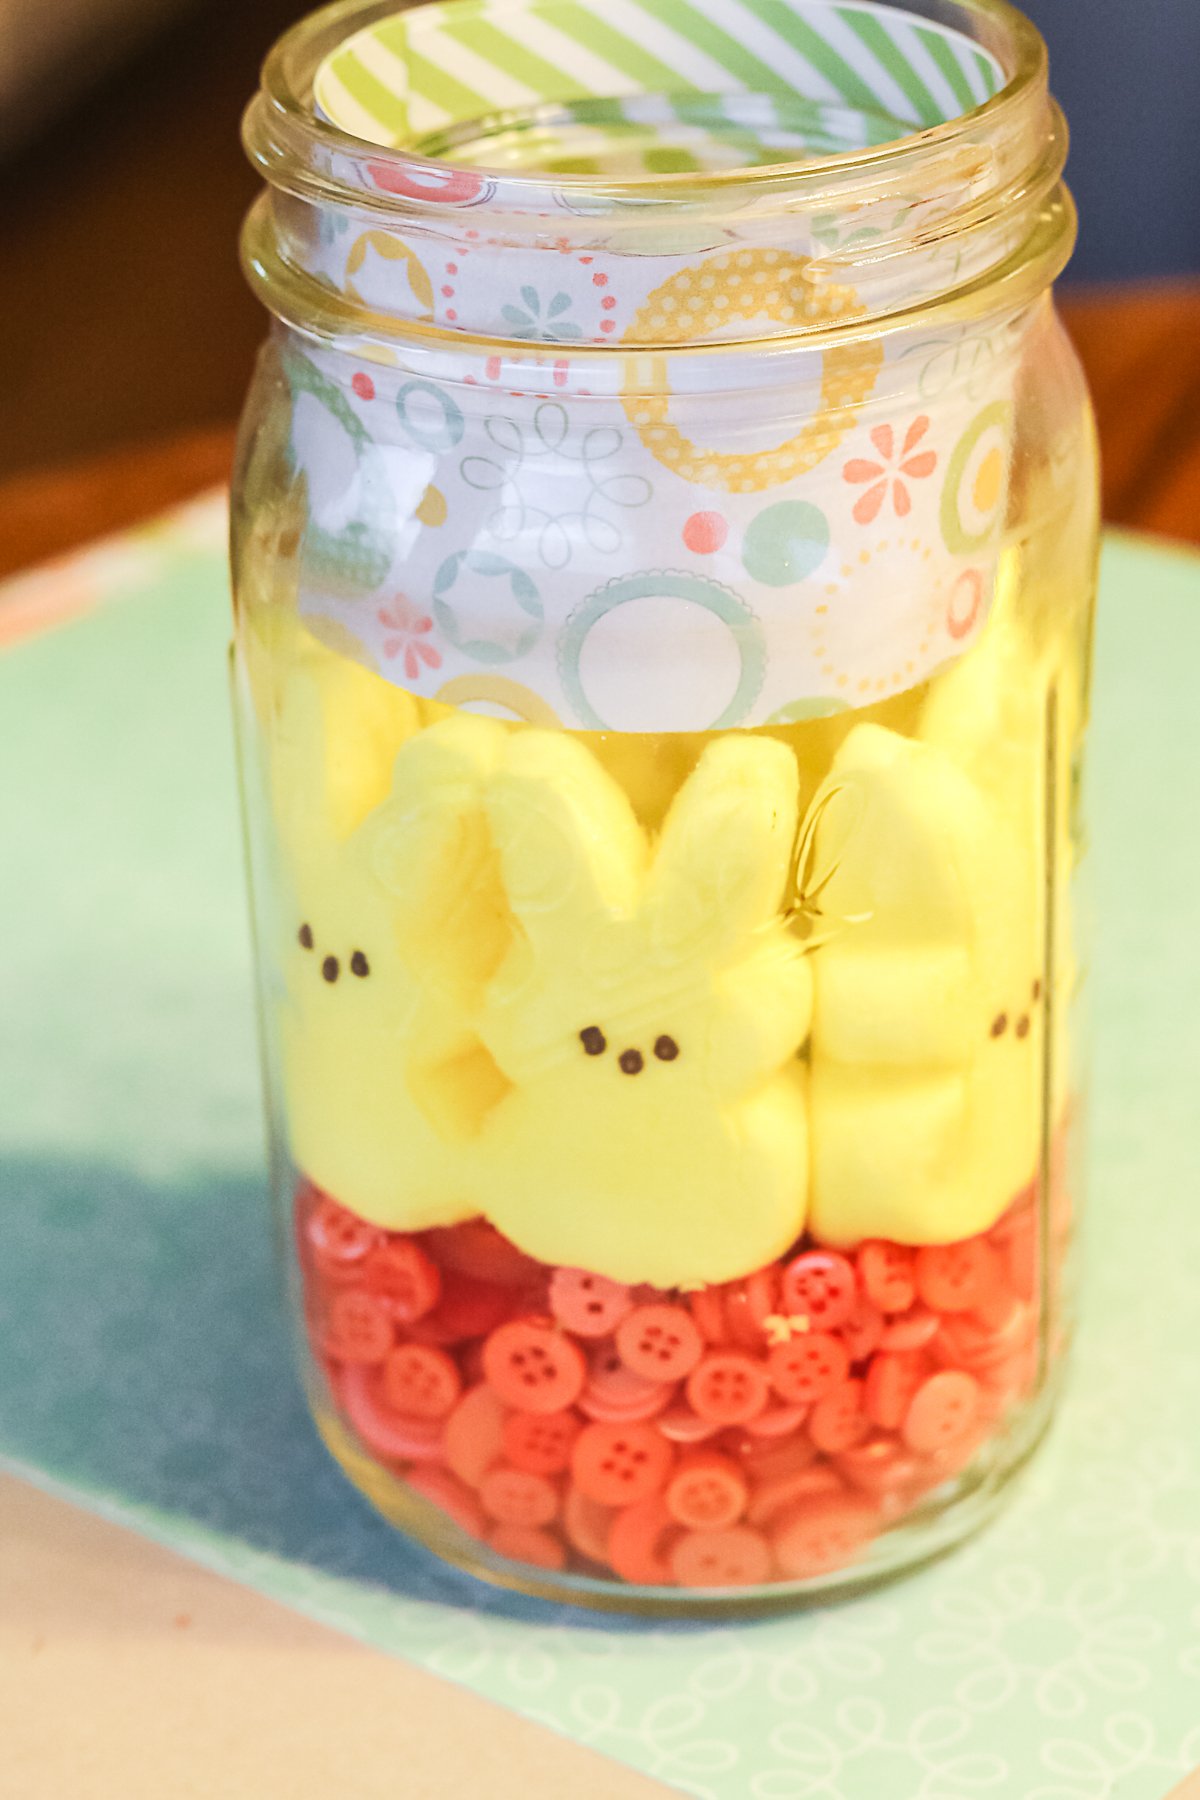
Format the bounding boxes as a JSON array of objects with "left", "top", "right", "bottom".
[{"left": 286, "top": 327, "right": 1017, "bottom": 728}]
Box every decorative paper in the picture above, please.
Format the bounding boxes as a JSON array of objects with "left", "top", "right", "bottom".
[{"left": 2, "top": 520, "right": 1200, "bottom": 1797}]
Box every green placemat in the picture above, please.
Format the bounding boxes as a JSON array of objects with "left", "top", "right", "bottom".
[{"left": 2, "top": 519, "right": 1199, "bottom": 1799}]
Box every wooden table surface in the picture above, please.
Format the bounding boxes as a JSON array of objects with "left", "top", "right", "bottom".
[{"left": 0, "top": 285, "right": 1197, "bottom": 582}]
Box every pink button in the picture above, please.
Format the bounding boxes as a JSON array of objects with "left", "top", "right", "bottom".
[
  {"left": 767, "top": 1332, "right": 849, "bottom": 1406},
  {"left": 779, "top": 1251, "right": 857, "bottom": 1332},
  {"left": 422, "top": 1219, "right": 542, "bottom": 1287},
  {"left": 442, "top": 1383, "right": 507, "bottom": 1488},
  {"left": 856, "top": 1240, "right": 917, "bottom": 1314},
  {"left": 664, "top": 1452, "right": 749, "bottom": 1531},
  {"left": 688, "top": 1286, "right": 728, "bottom": 1345},
  {"left": 878, "top": 1305, "right": 941, "bottom": 1351},
  {"left": 489, "top": 1523, "right": 567, "bottom": 1572},
  {"left": 902, "top": 1369, "right": 982, "bottom": 1452},
  {"left": 840, "top": 1295, "right": 885, "bottom": 1364},
  {"left": 549, "top": 1267, "right": 633, "bottom": 1338},
  {"left": 382, "top": 1343, "right": 462, "bottom": 1419},
  {"left": 578, "top": 1343, "right": 674, "bottom": 1423},
  {"left": 808, "top": 1379, "right": 870, "bottom": 1454},
  {"left": 864, "top": 1350, "right": 927, "bottom": 1431},
  {"left": 571, "top": 1420, "right": 674, "bottom": 1507},
  {"left": 670, "top": 1524, "right": 772, "bottom": 1589},
  {"left": 615, "top": 1304, "right": 704, "bottom": 1383},
  {"left": 607, "top": 1497, "right": 679, "bottom": 1585},
  {"left": 563, "top": 1486, "right": 617, "bottom": 1565},
  {"left": 323, "top": 1288, "right": 395, "bottom": 1365},
  {"left": 362, "top": 1238, "right": 441, "bottom": 1322},
  {"left": 308, "top": 1197, "right": 382, "bottom": 1282},
  {"left": 405, "top": 1465, "right": 487, "bottom": 1539},
  {"left": 479, "top": 1464, "right": 560, "bottom": 1527},
  {"left": 914, "top": 1239, "right": 1003, "bottom": 1314},
  {"left": 501, "top": 1408, "right": 581, "bottom": 1477},
  {"left": 339, "top": 1366, "right": 445, "bottom": 1464},
  {"left": 771, "top": 1496, "right": 880, "bottom": 1580},
  {"left": 483, "top": 1319, "right": 587, "bottom": 1414},
  {"left": 686, "top": 1351, "right": 771, "bottom": 1425}
]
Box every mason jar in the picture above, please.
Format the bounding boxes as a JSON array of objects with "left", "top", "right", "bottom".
[{"left": 232, "top": 0, "right": 1097, "bottom": 1612}]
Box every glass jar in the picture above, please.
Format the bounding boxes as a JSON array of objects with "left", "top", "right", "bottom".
[{"left": 232, "top": 0, "right": 1097, "bottom": 1612}]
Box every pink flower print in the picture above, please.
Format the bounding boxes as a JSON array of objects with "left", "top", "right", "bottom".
[
  {"left": 843, "top": 417, "right": 938, "bottom": 525},
  {"left": 377, "top": 594, "right": 442, "bottom": 683}
]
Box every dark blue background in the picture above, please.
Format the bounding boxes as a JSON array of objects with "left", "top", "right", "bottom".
[{"left": 1031, "top": 0, "right": 1200, "bottom": 281}]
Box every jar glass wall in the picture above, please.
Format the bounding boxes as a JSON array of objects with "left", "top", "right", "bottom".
[{"left": 231, "top": 0, "right": 1098, "bottom": 1612}]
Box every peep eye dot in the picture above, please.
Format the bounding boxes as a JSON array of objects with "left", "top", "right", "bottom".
[
  {"left": 580, "top": 1026, "right": 607, "bottom": 1057},
  {"left": 322, "top": 955, "right": 340, "bottom": 984},
  {"left": 298, "top": 923, "right": 314, "bottom": 950},
  {"left": 654, "top": 1035, "right": 680, "bottom": 1062},
  {"left": 350, "top": 951, "right": 369, "bottom": 978}
]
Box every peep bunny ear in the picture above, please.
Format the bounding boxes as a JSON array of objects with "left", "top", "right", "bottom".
[
  {"left": 646, "top": 735, "right": 801, "bottom": 962},
  {"left": 486, "top": 731, "right": 646, "bottom": 953},
  {"left": 270, "top": 628, "right": 420, "bottom": 854},
  {"left": 365, "top": 711, "right": 509, "bottom": 1001}
]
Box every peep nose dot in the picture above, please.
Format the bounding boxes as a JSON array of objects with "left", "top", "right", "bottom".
[
  {"left": 322, "top": 955, "right": 340, "bottom": 984},
  {"left": 619, "top": 1049, "right": 644, "bottom": 1076}
]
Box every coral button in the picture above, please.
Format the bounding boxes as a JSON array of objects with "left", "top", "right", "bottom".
[
  {"left": 483, "top": 1319, "right": 587, "bottom": 1413},
  {"left": 864, "top": 1350, "right": 926, "bottom": 1431},
  {"left": 767, "top": 1332, "right": 849, "bottom": 1406},
  {"left": 809, "top": 1379, "right": 870, "bottom": 1454},
  {"left": 688, "top": 1286, "right": 728, "bottom": 1345},
  {"left": 840, "top": 1295, "right": 885, "bottom": 1364},
  {"left": 502, "top": 1408, "right": 581, "bottom": 1477},
  {"left": 405, "top": 1465, "right": 487, "bottom": 1539},
  {"left": 616, "top": 1304, "right": 704, "bottom": 1382},
  {"left": 479, "top": 1465, "right": 560, "bottom": 1527},
  {"left": 324, "top": 1288, "right": 395, "bottom": 1364},
  {"left": 382, "top": 1344, "right": 462, "bottom": 1419},
  {"left": 686, "top": 1351, "right": 771, "bottom": 1425},
  {"left": 779, "top": 1251, "right": 857, "bottom": 1331},
  {"left": 902, "top": 1370, "right": 982, "bottom": 1452},
  {"left": 308, "top": 1197, "right": 381, "bottom": 1281},
  {"left": 771, "top": 1497, "right": 880, "bottom": 1579},
  {"left": 579, "top": 1343, "right": 674, "bottom": 1422},
  {"left": 442, "top": 1383, "right": 507, "bottom": 1488},
  {"left": 419, "top": 1272, "right": 513, "bottom": 1342},
  {"left": 571, "top": 1420, "right": 674, "bottom": 1507},
  {"left": 664, "top": 1452, "right": 749, "bottom": 1531},
  {"left": 564, "top": 1486, "right": 618, "bottom": 1564},
  {"left": 915, "top": 1240, "right": 1002, "bottom": 1314},
  {"left": 363, "top": 1238, "right": 442, "bottom": 1322},
  {"left": 856, "top": 1240, "right": 917, "bottom": 1314},
  {"left": 607, "top": 1497, "right": 678, "bottom": 1585},
  {"left": 549, "top": 1267, "right": 633, "bottom": 1337},
  {"left": 833, "top": 1435, "right": 923, "bottom": 1500},
  {"left": 670, "top": 1524, "right": 772, "bottom": 1589},
  {"left": 747, "top": 1462, "right": 843, "bottom": 1528},
  {"left": 744, "top": 1403, "right": 809, "bottom": 1440},
  {"left": 339, "top": 1366, "right": 444, "bottom": 1463},
  {"left": 489, "top": 1523, "right": 567, "bottom": 1571},
  {"left": 879, "top": 1306, "right": 940, "bottom": 1351},
  {"left": 656, "top": 1403, "right": 724, "bottom": 1445},
  {"left": 423, "top": 1219, "right": 541, "bottom": 1287},
  {"left": 723, "top": 1265, "right": 780, "bottom": 1348}
]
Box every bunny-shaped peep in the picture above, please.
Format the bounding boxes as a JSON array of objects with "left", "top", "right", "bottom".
[
  {"left": 269, "top": 628, "right": 510, "bottom": 1230},
  {"left": 477, "top": 731, "right": 813, "bottom": 1287},
  {"left": 807, "top": 621, "right": 1058, "bottom": 1247}
]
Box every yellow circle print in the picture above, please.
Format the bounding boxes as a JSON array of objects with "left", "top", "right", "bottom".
[{"left": 621, "top": 250, "right": 883, "bottom": 493}]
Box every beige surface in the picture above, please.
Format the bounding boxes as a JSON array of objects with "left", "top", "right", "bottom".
[{"left": 0, "top": 1475, "right": 673, "bottom": 1800}]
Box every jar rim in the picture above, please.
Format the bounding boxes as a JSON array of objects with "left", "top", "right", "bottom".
[{"left": 256, "top": 0, "right": 1046, "bottom": 201}]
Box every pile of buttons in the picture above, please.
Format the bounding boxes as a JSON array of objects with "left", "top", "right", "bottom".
[{"left": 296, "top": 1184, "right": 1045, "bottom": 1589}]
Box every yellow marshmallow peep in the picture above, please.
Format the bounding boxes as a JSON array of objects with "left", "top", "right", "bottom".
[
  {"left": 478, "top": 730, "right": 813, "bottom": 1287},
  {"left": 269, "top": 628, "right": 510, "bottom": 1229},
  {"left": 807, "top": 621, "right": 1054, "bottom": 1247}
]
